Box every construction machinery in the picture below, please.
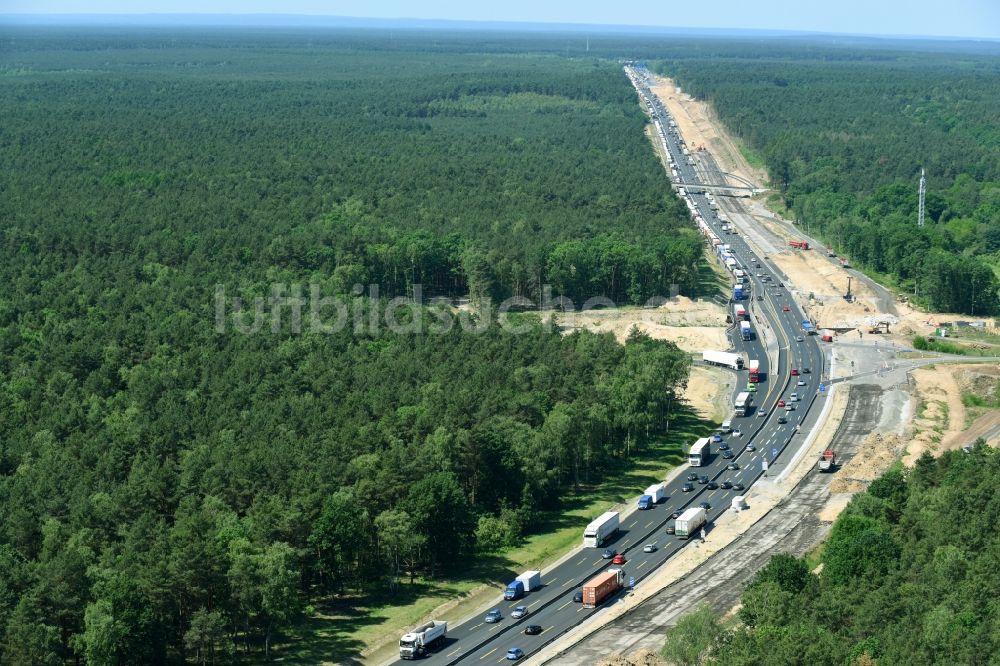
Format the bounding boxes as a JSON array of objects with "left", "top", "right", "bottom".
[
  {"left": 868, "top": 321, "right": 891, "bottom": 334},
  {"left": 843, "top": 277, "right": 854, "bottom": 303}
]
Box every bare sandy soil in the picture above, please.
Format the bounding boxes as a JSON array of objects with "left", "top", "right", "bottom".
[
  {"left": 597, "top": 649, "right": 668, "bottom": 666},
  {"left": 556, "top": 296, "right": 729, "bottom": 353},
  {"left": 684, "top": 365, "right": 734, "bottom": 424},
  {"left": 648, "top": 76, "right": 767, "bottom": 188}
]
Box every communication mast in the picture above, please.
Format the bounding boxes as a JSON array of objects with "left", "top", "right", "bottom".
[{"left": 917, "top": 168, "right": 926, "bottom": 227}]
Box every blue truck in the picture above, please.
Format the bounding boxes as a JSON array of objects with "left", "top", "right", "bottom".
[
  {"left": 734, "top": 285, "right": 744, "bottom": 300},
  {"left": 504, "top": 571, "right": 542, "bottom": 600}
]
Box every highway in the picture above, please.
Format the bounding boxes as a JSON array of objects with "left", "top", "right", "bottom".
[{"left": 389, "top": 65, "right": 825, "bottom": 666}]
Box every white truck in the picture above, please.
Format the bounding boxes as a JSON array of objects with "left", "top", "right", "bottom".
[
  {"left": 399, "top": 620, "right": 447, "bottom": 659},
  {"left": 702, "top": 350, "right": 744, "bottom": 371},
  {"left": 517, "top": 570, "right": 542, "bottom": 592},
  {"left": 638, "top": 483, "right": 667, "bottom": 509},
  {"left": 675, "top": 507, "right": 707, "bottom": 539},
  {"left": 583, "top": 511, "right": 620, "bottom": 548}
]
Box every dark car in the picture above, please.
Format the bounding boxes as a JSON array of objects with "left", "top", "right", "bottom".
[
  {"left": 727, "top": 462, "right": 740, "bottom": 470},
  {"left": 802, "top": 367, "right": 811, "bottom": 374},
  {"left": 573, "top": 590, "right": 583, "bottom": 603},
  {"left": 665, "top": 524, "right": 676, "bottom": 535},
  {"left": 524, "top": 625, "right": 543, "bottom": 635},
  {"left": 670, "top": 510, "right": 681, "bottom": 519},
  {"left": 757, "top": 295, "right": 764, "bottom": 301},
  {"left": 722, "top": 450, "right": 735, "bottom": 459},
  {"left": 707, "top": 481, "right": 718, "bottom": 490},
  {"left": 687, "top": 472, "right": 698, "bottom": 481},
  {"left": 718, "top": 443, "right": 731, "bottom": 451},
  {"left": 720, "top": 480, "right": 733, "bottom": 490},
  {"left": 700, "top": 502, "right": 711, "bottom": 510},
  {"left": 778, "top": 415, "right": 788, "bottom": 424},
  {"left": 601, "top": 548, "right": 616, "bottom": 559},
  {"left": 682, "top": 482, "right": 694, "bottom": 492},
  {"left": 698, "top": 475, "right": 709, "bottom": 485},
  {"left": 732, "top": 483, "right": 745, "bottom": 491}
]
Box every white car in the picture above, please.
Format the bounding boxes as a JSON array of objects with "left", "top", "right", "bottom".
[
  {"left": 797, "top": 380, "right": 806, "bottom": 386},
  {"left": 511, "top": 606, "right": 528, "bottom": 619}
]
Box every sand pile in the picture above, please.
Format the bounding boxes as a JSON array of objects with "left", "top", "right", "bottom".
[
  {"left": 597, "top": 648, "right": 669, "bottom": 666},
  {"left": 829, "top": 432, "right": 905, "bottom": 493}
]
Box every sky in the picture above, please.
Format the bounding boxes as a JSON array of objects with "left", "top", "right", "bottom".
[{"left": 3, "top": 0, "right": 1000, "bottom": 40}]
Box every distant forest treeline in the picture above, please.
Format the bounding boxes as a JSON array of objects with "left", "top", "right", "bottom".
[
  {"left": 654, "top": 46, "right": 1000, "bottom": 315},
  {"left": 0, "top": 30, "right": 698, "bottom": 661}
]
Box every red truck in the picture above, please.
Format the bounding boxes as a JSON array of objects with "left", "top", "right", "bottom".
[
  {"left": 788, "top": 240, "right": 809, "bottom": 250},
  {"left": 582, "top": 568, "right": 625, "bottom": 608},
  {"left": 818, "top": 450, "right": 836, "bottom": 472}
]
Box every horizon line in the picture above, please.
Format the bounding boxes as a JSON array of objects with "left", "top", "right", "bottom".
[{"left": 1, "top": 13, "right": 998, "bottom": 43}]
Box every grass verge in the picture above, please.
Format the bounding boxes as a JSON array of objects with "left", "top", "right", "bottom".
[{"left": 258, "top": 409, "right": 713, "bottom": 665}]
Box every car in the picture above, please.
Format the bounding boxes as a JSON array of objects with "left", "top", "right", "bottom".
[
  {"left": 798, "top": 380, "right": 806, "bottom": 386},
  {"left": 782, "top": 304, "right": 790, "bottom": 312},
  {"left": 707, "top": 481, "right": 718, "bottom": 490},
  {"left": 777, "top": 415, "right": 787, "bottom": 424},
  {"left": 718, "top": 443, "right": 731, "bottom": 451},
  {"left": 682, "top": 482, "right": 694, "bottom": 492},
  {"left": 756, "top": 272, "right": 763, "bottom": 277},
  {"left": 601, "top": 548, "right": 616, "bottom": 559},
  {"left": 572, "top": 590, "right": 583, "bottom": 603},
  {"left": 524, "top": 625, "right": 543, "bottom": 635},
  {"left": 757, "top": 295, "right": 764, "bottom": 301},
  {"left": 665, "top": 524, "right": 676, "bottom": 535},
  {"left": 507, "top": 648, "right": 524, "bottom": 660},
  {"left": 732, "top": 483, "right": 745, "bottom": 491},
  {"left": 722, "top": 450, "right": 734, "bottom": 459},
  {"left": 733, "top": 429, "right": 742, "bottom": 437},
  {"left": 795, "top": 335, "right": 804, "bottom": 342},
  {"left": 727, "top": 462, "right": 740, "bottom": 470},
  {"left": 778, "top": 399, "right": 786, "bottom": 407},
  {"left": 485, "top": 609, "right": 503, "bottom": 623},
  {"left": 511, "top": 606, "right": 528, "bottom": 619},
  {"left": 643, "top": 543, "right": 657, "bottom": 553},
  {"left": 612, "top": 553, "right": 627, "bottom": 565},
  {"left": 720, "top": 480, "right": 733, "bottom": 489},
  {"left": 746, "top": 444, "right": 756, "bottom": 452},
  {"left": 802, "top": 367, "right": 811, "bottom": 374},
  {"left": 785, "top": 404, "right": 794, "bottom": 411},
  {"left": 778, "top": 282, "right": 785, "bottom": 287},
  {"left": 711, "top": 434, "right": 723, "bottom": 443},
  {"left": 698, "top": 475, "right": 709, "bottom": 485},
  {"left": 791, "top": 368, "right": 799, "bottom": 376},
  {"left": 757, "top": 410, "right": 767, "bottom": 418},
  {"left": 699, "top": 501, "right": 711, "bottom": 510},
  {"left": 670, "top": 510, "right": 681, "bottom": 519}
]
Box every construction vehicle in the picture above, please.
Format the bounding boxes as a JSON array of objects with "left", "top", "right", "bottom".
[
  {"left": 826, "top": 248, "right": 835, "bottom": 257},
  {"left": 839, "top": 257, "right": 850, "bottom": 268},
  {"left": 868, "top": 321, "right": 891, "bottom": 334},
  {"left": 788, "top": 240, "right": 809, "bottom": 250},
  {"left": 818, "top": 450, "right": 836, "bottom": 472},
  {"left": 843, "top": 277, "right": 854, "bottom": 303}
]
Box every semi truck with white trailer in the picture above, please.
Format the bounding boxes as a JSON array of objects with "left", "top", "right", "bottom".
[
  {"left": 702, "top": 351, "right": 744, "bottom": 371},
  {"left": 740, "top": 321, "right": 752, "bottom": 340},
  {"left": 399, "top": 620, "right": 448, "bottom": 659},
  {"left": 688, "top": 438, "right": 710, "bottom": 466},
  {"left": 583, "top": 511, "right": 620, "bottom": 548},
  {"left": 675, "top": 507, "right": 707, "bottom": 539}
]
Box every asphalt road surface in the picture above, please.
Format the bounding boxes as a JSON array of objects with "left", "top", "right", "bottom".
[{"left": 389, "top": 65, "right": 825, "bottom": 666}]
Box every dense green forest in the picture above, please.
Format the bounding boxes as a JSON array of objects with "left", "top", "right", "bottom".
[
  {"left": 0, "top": 29, "right": 699, "bottom": 662},
  {"left": 653, "top": 46, "right": 1000, "bottom": 315},
  {"left": 663, "top": 441, "right": 1000, "bottom": 665}
]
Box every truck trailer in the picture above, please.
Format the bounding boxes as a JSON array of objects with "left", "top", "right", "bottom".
[
  {"left": 740, "top": 321, "right": 752, "bottom": 341},
  {"left": 702, "top": 351, "right": 744, "bottom": 371},
  {"left": 734, "top": 304, "right": 748, "bottom": 321},
  {"left": 675, "top": 507, "right": 707, "bottom": 539},
  {"left": 582, "top": 568, "right": 625, "bottom": 608},
  {"left": 748, "top": 359, "right": 760, "bottom": 383},
  {"left": 583, "top": 511, "right": 620, "bottom": 548},
  {"left": 638, "top": 483, "right": 667, "bottom": 509},
  {"left": 399, "top": 620, "right": 447, "bottom": 659}
]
